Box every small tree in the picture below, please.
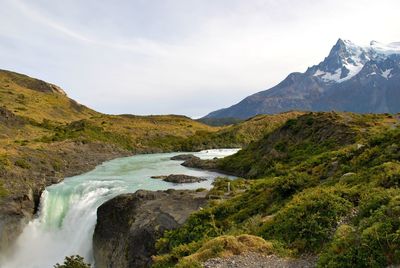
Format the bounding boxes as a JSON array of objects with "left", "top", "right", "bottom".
[{"left": 54, "top": 255, "right": 91, "bottom": 268}]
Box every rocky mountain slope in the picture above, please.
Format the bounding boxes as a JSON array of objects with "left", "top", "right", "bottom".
[{"left": 205, "top": 39, "right": 400, "bottom": 119}]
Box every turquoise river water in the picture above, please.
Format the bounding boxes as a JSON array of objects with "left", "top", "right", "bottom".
[{"left": 1, "top": 149, "right": 239, "bottom": 268}]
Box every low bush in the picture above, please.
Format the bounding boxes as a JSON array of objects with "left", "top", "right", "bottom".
[
  {"left": 53, "top": 255, "right": 91, "bottom": 268},
  {"left": 261, "top": 187, "right": 352, "bottom": 253},
  {"left": 15, "top": 158, "right": 31, "bottom": 169},
  {"left": 154, "top": 235, "right": 273, "bottom": 267}
]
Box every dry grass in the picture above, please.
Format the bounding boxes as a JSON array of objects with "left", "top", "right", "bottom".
[
  {"left": 0, "top": 70, "right": 98, "bottom": 123},
  {"left": 177, "top": 235, "right": 273, "bottom": 267}
]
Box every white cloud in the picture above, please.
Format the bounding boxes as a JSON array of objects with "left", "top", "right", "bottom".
[{"left": 1, "top": 0, "right": 399, "bottom": 117}]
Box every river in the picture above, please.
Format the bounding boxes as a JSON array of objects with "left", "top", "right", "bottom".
[{"left": 1, "top": 149, "right": 239, "bottom": 268}]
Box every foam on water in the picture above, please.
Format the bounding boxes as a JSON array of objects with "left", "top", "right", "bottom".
[{"left": 1, "top": 149, "right": 239, "bottom": 268}]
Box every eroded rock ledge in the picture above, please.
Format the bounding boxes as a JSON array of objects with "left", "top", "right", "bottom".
[{"left": 93, "top": 189, "right": 207, "bottom": 268}]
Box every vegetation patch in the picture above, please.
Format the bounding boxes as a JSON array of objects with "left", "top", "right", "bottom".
[
  {"left": 0, "top": 181, "right": 8, "bottom": 198},
  {"left": 15, "top": 158, "right": 31, "bottom": 169},
  {"left": 153, "top": 235, "right": 274, "bottom": 267},
  {"left": 154, "top": 113, "right": 400, "bottom": 267},
  {"left": 261, "top": 187, "right": 352, "bottom": 253}
]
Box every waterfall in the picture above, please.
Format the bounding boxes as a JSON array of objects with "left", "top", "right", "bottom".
[{"left": 0, "top": 149, "right": 238, "bottom": 268}]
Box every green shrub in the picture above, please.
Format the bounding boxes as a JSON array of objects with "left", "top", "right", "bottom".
[
  {"left": 40, "top": 120, "right": 134, "bottom": 150},
  {"left": 319, "top": 191, "right": 400, "bottom": 267},
  {"left": 15, "top": 158, "right": 31, "bottom": 169},
  {"left": 0, "top": 155, "right": 10, "bottom": 170},
  {"left": 272, "top": 172, "right": 318, "bottom": 199},
  {"left": 53, "top": 255, "right": 91, "bottom": 268},
  {"left": 153, "top": 114, "right": 400, "bottom": 265},
  {"left": 261, "top": 188, "right": 352, "bottom": 253},
  {"left": 0, "top": 182, "right": 8, "bottom": 198},
  {"left": 317, "top": 225, "right": 360, "bottom": 268}
]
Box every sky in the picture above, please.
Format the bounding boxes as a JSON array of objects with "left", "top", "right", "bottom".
[{"left": 1, "top": 0, "right": 399, "bottom": 118}]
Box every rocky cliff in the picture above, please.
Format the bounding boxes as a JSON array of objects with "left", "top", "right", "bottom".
[{"left": 93, "top": 189, "right": 207, "bottom": 268}]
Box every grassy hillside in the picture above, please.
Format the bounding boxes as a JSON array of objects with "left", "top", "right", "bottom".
[
  {"left": 179, "top": 112, "right": 305, "bottom": 151},
  {"left": 4, "top": 69, "right": 399, "bottom": 267},
  {"left": 0, "top": 69, "right": 225, "bottom": 250},
  {"left": 0, "top": 69, "right": 305, "bottom": 220},
  {"left": 0, "top": 69, "right": 308, "bottom": 254},
  {"left": 0, "top": 70, "right": 308, "bottom": 212},
  {"left": 153, "top": 112, "right": 400, "bottom": 267},
  {"left": 0, "top": 69, "right": 98, "bottom": 122},
  {"left": 196, "top": 117, "right": 244, "bottom": 126}
]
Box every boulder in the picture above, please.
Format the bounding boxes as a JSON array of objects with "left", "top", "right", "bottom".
[
  {"left": 164, "top": 174, "right": 206, "bottom": 183},
  {"left": 151, "top": 174, "right": 206, "bottom": 183},
  {"left": 93, "top": 189, "right": 207, "bottom": 268},
  {"left": 181, "top": 157, "right": 218, "bottom": 170},
  {"left": 170, "top": 154, "right": 198, "bottom": 161}
]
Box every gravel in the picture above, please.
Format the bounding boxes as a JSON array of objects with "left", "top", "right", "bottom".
[{"left": 203, "top": 252, "right": 317, "bottom": 268}]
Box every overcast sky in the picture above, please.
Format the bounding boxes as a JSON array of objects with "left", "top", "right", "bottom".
[{"left": 1, "top": 0, "right": 399, "bottom": 117}]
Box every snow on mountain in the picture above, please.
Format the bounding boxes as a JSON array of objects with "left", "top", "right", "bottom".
[
  {"left": 381, "top": 68, "right": 392, "bottom": 79},
  {"left": 308, "top": 39, "right": 400, "bottom": 83},
  {"left": 204, "top": 38, "right": 400, "bottom": 119}
]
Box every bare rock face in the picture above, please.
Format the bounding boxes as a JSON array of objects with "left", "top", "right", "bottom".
[{"left": 93, "top": 189, "right": 207, "bottom": 268}]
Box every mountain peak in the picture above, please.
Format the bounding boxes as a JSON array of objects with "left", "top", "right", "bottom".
[
  {"left": 335, "top": 38, "right": 346, "bottom": 47},
  {"left": 204, "top": 37, "right": 400, "bottom": 119},
  {"left": 330, "top": 38, "right": 347, "bottom": 54},
  {"left": 370, "top": 40, "right": 379, "bottom": 46},
  {"left": 335, "top": 38, "right": 356, "bottom": 47},
  {"left": 308, "top": 38, "right": 400, "bottom": 83},
  {"left": 306, "top": 39, "right": 368, "bottom": 83}
]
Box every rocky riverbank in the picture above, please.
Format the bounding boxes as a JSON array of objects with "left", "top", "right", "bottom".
[{"left": 93, "top": 189, "right": 208, "bottom": 268}]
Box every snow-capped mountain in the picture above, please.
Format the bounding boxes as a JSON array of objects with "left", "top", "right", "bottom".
[
  {"left": 307, "top": 39, "right": 400, "bottom": 83},
  {"left": 204, "top": 39, "right": 400, "bottom": 119}
]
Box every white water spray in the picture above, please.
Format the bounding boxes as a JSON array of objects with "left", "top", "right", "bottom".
[{"left": 1, "top": 149, "right": 238, "bottom": 268}]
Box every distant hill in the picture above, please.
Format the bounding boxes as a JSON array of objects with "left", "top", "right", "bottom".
[
  {"left": 204, "top": 39, "right": 400, "bottom": 119},
  {"left": 196, "top": 117, "right": 243, "bottom": 126}
]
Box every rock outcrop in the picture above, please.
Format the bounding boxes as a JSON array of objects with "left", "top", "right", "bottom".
[
  {"left": 151, "top": 174, "right": 206, "bottom": 183},
  {"left": 181, "top": 156, "right": 219, "bottom": 171},
  {"left": 170, "top": 154, "right": 199, "bottom": 161},
  {"left": 164, "top": 174, "right": 206, "bottom": 183},
  {"left": 93, "top": 189, "right": 207, "bottom": 268}
]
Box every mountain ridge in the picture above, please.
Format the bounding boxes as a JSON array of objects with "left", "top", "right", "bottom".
[{"left": 204, "top": 38, "right": 400, "bottom": 119}]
